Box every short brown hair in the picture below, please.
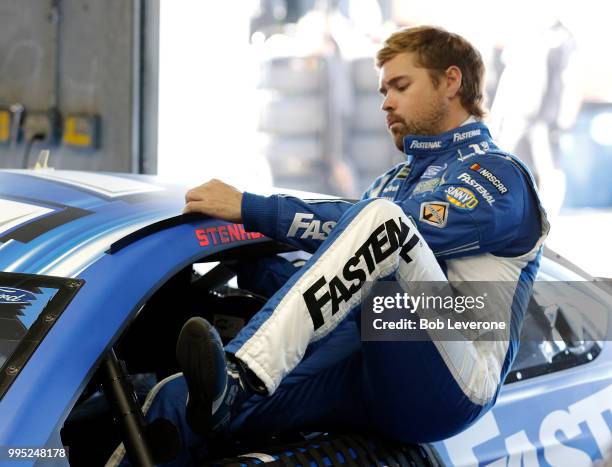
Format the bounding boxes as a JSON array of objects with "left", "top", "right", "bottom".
[{"left": 376, "top": 26, "right": 486, "bottom": 119}]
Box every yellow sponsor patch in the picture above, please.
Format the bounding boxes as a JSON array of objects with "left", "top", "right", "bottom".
[{"left": 445, "top": 186, "right": 478, "bottom": 211}]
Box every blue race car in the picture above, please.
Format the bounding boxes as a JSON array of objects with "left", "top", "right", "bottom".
[{"left": 0, "top": 168, "right": 610, "bottom": 467}]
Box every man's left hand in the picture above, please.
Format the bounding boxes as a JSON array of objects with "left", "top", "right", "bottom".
[{"left": 183, "top": 179, "right": 243, "bottom": 223}]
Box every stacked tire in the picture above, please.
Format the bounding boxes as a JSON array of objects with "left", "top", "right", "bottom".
[
  {"left": 257, "top": 56, "right": 330, "bottom": 193},
  {"left": 350, "top": 57, "right": 404, "bottom": 193}
]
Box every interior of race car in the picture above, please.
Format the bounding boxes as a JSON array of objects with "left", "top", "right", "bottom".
[{"left": 58, "top": 243, "right": 604, "bottom": 467}]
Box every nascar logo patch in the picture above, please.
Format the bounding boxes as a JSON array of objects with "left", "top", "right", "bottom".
[
  {"left": 470, "top": 163, "right": 509, "bottom": 194},
  {"left": 445, "top": 186, "right": 479, "bottom": 211},
  {"left": 419, "top": 201, "right": 449, "bottom": 228}
]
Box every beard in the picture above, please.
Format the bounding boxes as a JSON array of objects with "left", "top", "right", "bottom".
[{"left": 389, "top": 96, "right": 450, "bottom": 151}]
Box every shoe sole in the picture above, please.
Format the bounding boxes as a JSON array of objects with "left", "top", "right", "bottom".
[{"left": 176, "top": 317, "right": 220, "bottom": 436}]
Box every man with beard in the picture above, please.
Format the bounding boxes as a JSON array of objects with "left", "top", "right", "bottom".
[{"left": 113, "top": 26, "right": 549, "bottom": 466}]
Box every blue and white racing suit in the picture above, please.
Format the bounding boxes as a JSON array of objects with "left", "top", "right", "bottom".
[{"left": 111, "top": 121, "right": 549, "bottom": 466}]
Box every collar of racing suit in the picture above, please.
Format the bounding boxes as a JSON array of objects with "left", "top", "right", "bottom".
[{"left": 401, "top": 120, "right": 491, "bottom": 157}]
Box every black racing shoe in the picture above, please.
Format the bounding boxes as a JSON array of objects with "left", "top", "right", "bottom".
[{"left": 176, "top": 317, "right": 256, "bottom": 436}]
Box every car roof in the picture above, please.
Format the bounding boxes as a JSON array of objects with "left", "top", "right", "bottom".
[{"left": 0, "top": 169, "right": 328, "bottom": 277}]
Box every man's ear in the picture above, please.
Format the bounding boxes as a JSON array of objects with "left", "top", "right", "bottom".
[{"left": 444, "top": 66, "right": 463, "bottom": 98}]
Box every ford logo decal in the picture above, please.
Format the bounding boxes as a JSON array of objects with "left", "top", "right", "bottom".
[{"left": 0, "top": 287, "right": 37, "bottom": 304}]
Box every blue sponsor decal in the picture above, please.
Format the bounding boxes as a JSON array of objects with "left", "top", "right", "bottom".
[
  {"left": 437, "top": 380, "right": 612, "bottom": 466},
  {"left": 0, "top": 287, "right": 37, "bottom": 304}
]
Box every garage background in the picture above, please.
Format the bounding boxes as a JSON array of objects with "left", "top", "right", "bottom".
[
  {"left": 0, "top": 0, "right": 611, "bottom": 275},
  {"left": 0, "top": 0, "right": 158, "bottom": 173}
]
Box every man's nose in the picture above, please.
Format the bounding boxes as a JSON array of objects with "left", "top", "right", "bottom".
[{"left": 381, "top": 94, "right": 394, "bottom": 112}]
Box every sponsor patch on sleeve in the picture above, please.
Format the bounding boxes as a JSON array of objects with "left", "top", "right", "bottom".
[
  {"left": 445, "top": 186, "right": 479, "bottom": 211},
  {"left": 455, "top": 172, "right": 496, "bottom": 205},
  {"left": 419, "top": 201, "right": 449, "bottom": 228},
  {"left": 469, "top": 163, "right": 508, "bottom": 194}
]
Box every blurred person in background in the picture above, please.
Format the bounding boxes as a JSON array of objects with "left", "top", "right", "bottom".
[
  {"left": 489, "top": 18, "right": 582, "bottom": 218},
  {"left": 113, "top": 26, "right": 549, "bottom": 466}
]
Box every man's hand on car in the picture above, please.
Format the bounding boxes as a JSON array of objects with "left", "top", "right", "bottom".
[{"left": 183, "top": 179, "right": 243, "bottom": 223}]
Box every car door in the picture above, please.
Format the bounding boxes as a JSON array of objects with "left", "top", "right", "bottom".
[{"left": 433, "top": 263, "right": 612, "bottom": 466}]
